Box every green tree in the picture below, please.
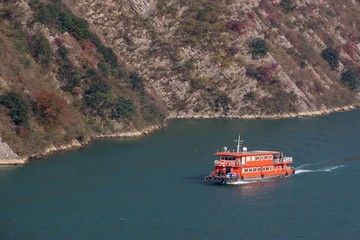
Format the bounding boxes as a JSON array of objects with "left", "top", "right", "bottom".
[
  {"left": 84, "top": 81, "right": 111, "bottom": 112},
  {"left": 341, "top": 68, "right": 360, "bottom": 91},
  {"left": 111, "top": 97, "right": 136, "bottom": 119},
  {"left": 248, "top": 38, "right": 269, "bottom": 59},
  {"left": 280, "top": 0, "right": 296, "bottom": 13},
  {"left": 129, "top": 72, "right": 145, "bottom": 93},
  {"left": 58, "top": 63, "right": 81, "bottom": 91},
  {"left": 29, "top": 33, "right": 52, "bottom": 68},
  {"left": 321, "top": 47, "right": 340, "bottom": 70},
  {"left": 0, "top": 92, "right": 29, "bottom": 126}
]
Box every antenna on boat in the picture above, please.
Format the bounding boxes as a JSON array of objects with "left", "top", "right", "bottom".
[{"left": 235, "top": 134, "right": 243, "bottom": 153}]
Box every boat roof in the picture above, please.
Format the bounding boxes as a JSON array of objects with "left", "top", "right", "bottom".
[{"left": 215, "top": 150, "right": 280, "bottom": 157}]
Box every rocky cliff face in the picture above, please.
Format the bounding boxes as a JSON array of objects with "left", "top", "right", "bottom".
[{"left": 64, "top": 0, "right": 360, "bottom": 118}]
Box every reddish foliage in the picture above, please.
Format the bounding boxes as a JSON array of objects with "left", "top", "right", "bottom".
[
  {"left": 267, "top": 12, "right": 279, "bottom": 24},
  {"left": 247, "top": 12, "right": 256, "bottom": 20},
  {"left": 313, "top": 81, "right": 323, "bottom": 93},
  {"left": 343, "top": 40, "right": 356, "bottom": 58},
  {"left": 342, "top": 58, "right": 354, "bottom": 68},
  {"left": 285, "top": 32, "right": 300, "bottom": 50},
  {"left": 79, "top": 39, "right": 96, "bottom": 51},
  {"left": 340, "top": 30, "right": 357, "bottom": 42},
  {"left": 259, "top": 0, "right": 272, "bottom": 12},
  {"left": 54, "top": 37, "right": 65, "bottom": 46},
  {"left": 226, "top": 20, "right": 246, "bottom": 34},
  {"left": 246, "top": 64, "right": 278, "bottom": 85},
  {"left": 3, "top": 108, "right": 11, "bottom": 114},
  {"left": 17, "top": 125, "right": 27, "bottom": 137},
  {"left": 34, "top": 90, "right": 69, "bottom": 125},
  {"left": 335, "top": 45, "right": 342, "bottom": 53}
]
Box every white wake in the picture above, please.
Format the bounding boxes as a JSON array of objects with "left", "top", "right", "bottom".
[{"left": 295, "top": 165, "right": 344, "bottom": 174}]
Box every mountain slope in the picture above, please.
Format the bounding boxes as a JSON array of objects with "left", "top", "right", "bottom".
[
  {"left": 65, "top": 0, "right": 359, "bottom": 118},
  {"left": 1, "top": 0, "right": 360, "bottom": 160}
]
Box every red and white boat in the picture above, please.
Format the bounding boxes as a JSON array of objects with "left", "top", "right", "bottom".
[{"left": 204, "top": 135, "right": 295, "bottom": 184}]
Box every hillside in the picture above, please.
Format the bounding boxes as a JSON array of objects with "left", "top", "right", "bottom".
[
  {"left": 1, "top": 0, "right": 360, "bottom": 161},
  {"left": 64, "top": 0, "right": 360, "bottom": 118},
  {"left": 0, "top": 0, "right": 164, "bottom": 159}
]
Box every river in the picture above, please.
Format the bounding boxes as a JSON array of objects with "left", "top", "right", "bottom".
[{"left": 1, "top": 110, "right": 360, "bottom": 239}]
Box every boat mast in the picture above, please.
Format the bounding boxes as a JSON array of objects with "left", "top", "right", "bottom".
[{"left": 235, "top": 134, "right": 243, "bottom": 153}]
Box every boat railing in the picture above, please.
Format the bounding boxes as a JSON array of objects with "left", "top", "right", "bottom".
[
  {"left": 273, "top": 157, "right": 293, "bottom": 164},
  {"left": 214, "top": 160, "right": 238, "bottom": 167}
]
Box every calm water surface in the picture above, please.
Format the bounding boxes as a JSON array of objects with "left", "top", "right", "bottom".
[{"left": 1, "top": 111, "right": 360, "bottom": 239}]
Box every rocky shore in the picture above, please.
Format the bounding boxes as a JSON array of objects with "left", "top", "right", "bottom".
[
  {"left": 0, "top": 138, "right": 27, "bottom": 165},
  {"left": 0, "top": 105, "right": 358, "bottom": 165},
  {"left": 168, "top": 105, "right": 358, "bottom": 119},
  {"left": 0, "top": 124, "right": 163, "bottom": 165}
]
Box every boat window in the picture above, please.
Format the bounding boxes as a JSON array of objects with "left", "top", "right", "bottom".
[
  {"left": 251, "top": 156, "right": 255, "bottom": 161},
  {"left": 244, "top": 169, "right": 248, "bottom": 173},
  {"left": 249, "top": 169, "right": 252, "bottom": 172},
  {"left": 265, "top": 156, "right": 268, "bottom": 159},
  {"left": 255, "top": 156, "right": 259, "bottom": 160},
  {"left": 260, "top": 156, "right": 263, "bottom": 160},
  {"left": 257, "top": 167, "right": 261, "bottom": 171}
]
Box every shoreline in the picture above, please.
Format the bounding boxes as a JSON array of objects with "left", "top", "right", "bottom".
[
  {"left": 168, "top": 104, "right": 358, "bottom": 120},
  {"left": 0, "top": 104, "right": 358, "bottom": 165}
]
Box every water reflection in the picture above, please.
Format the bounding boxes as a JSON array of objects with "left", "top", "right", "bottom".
[
  {"left": 0, "top": 165, "right": 20, "bottom": 181},
  {"left": 237, "top": 179, "right": 277, "bottom": 196}
]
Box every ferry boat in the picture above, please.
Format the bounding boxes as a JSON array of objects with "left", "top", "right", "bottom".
[{"left": 204, "top": 135, "right": 295, "bottom": 184}]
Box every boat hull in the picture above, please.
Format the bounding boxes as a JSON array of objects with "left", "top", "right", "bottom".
[{"left": 204, "top": 172, "right": 294, "bottom": 184}]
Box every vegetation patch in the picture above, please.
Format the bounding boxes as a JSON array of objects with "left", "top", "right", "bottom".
[
  {"left": 111, "top": 97, "right": 136, "bottom": 120},
  {"left": 280, "top": 0, "right": 296, "bottom": 13},
  {"left": 246, "top": 64, "right": 277, "bottom": 85},
  {"left": 248, "top": 38, "right": 269, "bottom": 59},
  {"left": 321, "top": 47, "right": 340, "bottom": 70},
  {"left": 0, "top": 92, "right": 29, "bottom": 127},
  {"left": 258, "top": 90, "right": 297, "bottom": 114},
  {"left": 341, "top": 68, "right": 360, "bottom": 91}
]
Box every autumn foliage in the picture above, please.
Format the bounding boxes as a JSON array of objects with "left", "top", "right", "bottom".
[
  {"left": 34, "top": 90, "right": 69, "bottom": 125},
  {"left": 226, "top": 20, "right": 245, "bottom": 34}
]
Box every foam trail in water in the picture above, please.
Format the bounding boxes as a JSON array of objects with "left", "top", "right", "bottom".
[
  {"left": 295, "top": 165, "right": 344, "bottom": 174},
  {"left": 295, "top": 153, "right": 360, "bottom": 170},
  {"left": 228, "top": 181, "right": 250, "bottom": 185},
  {"left": 295, "top": 164, "right": 312, "bottom": 170}
]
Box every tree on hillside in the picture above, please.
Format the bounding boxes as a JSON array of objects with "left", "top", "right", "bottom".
[
  {"left": 129, "top": 72, "right": 145, "bottom": 94},
  {"left": 280, "top": 0, "right": 296, "bottom": 13},
  {"left": 29, "top": 33, "right": 52, "bottom": 68},
  {"left": 34, "top": 90, "right": 69, "bottom": 125},
  {"left": 341, "top": 68, "right": 360, "bottom": 91},
  {"left": 111, "top": 97, "right": 136, "bottom": 119},
  {"left": 0, "top": 92, "right": 29, "bottom": 126},
  {"left": 248, "top": 38, "right": 269, "bottom": 59},
  {"left": 321, "top": 47, "right": 340, "bottom": 70}
]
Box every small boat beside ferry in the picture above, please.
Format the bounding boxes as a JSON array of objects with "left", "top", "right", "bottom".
[{"left": 204, "top": 135, "right": 295, "bottom": 184}]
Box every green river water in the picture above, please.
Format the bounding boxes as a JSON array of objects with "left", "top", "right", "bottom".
[{"left": 1, "top": 110, "right": 360, "bottom": 239}]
